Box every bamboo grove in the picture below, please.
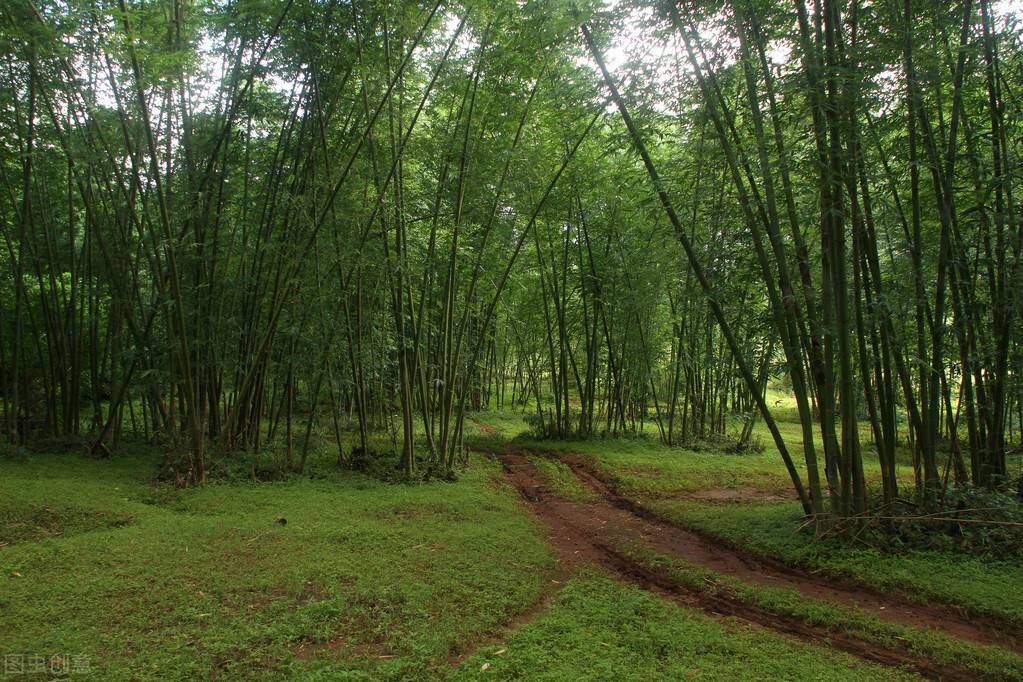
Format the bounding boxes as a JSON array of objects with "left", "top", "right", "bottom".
[{"left": 1, "top": 0, "right": 1021, "bottom": 520}]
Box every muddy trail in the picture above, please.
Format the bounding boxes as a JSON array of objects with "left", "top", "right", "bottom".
[
  {"left": 492, "top": 448, "right": 1022, "bottom": 681},
  {"left": 557, "top": 451, "right": 1023, "bottom": 653}
]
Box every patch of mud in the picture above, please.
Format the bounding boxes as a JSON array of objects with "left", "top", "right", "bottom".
[{"left": 470, "top": 419, "right": 500, "bottom": 436}]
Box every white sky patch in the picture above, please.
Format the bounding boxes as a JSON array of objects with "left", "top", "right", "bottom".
[
  {"left": 46, "top": 0, "right": 1023, "bottom": 148},
  {"left": 587, "top": 0, "right": 1023, "bottom": 119},
  {"left": 995, "top": 0, "right": 1023, "bottom": 16}
]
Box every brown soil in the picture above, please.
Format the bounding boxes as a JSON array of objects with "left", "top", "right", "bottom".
[
  {"left": 492, "top": 447, "right": 1023, "bottom": 681},
  {"left": 470, "top": 418, "right": 499, "bottom": 436}
]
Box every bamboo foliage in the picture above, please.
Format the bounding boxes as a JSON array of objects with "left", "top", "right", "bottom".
[{"left": 0, "top": 0, "right": 1020, "bottom": 519}]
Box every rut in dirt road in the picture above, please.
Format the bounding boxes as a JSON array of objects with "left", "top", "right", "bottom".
[
  {"left": 554, "top": 450, "right": 1023, "bottom": 657},
  {"left": 492, "top": 448, "right": 1019, "bottom": 682}
]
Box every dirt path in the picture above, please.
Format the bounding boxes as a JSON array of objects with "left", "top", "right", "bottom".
[
  {"left": 492, "top": 448, "right": 1021, "bottom": 681},
  {"left": 558, "top": 451, "right": 1023, "bottom": 655},
  {"left": 470, "top": 418, "right": 500, "bottom": 436}
]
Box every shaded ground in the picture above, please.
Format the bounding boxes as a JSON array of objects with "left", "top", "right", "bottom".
[{"left": 491, "top": 446, "right": 1023, "bottom": 681}]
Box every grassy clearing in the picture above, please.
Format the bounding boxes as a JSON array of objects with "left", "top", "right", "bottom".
[
  {"left": 616, "top": 543, "right": 1023, "bottom": 680},
  {"left": 495, "top": 401, "right": 916, "bottom": 499},
  {"left": 0, "top": 447, "right": 553, "bottom": 681},
  {"left": 455, "top": 575, "right": 916, "bottom": 681},
  {"left": 0, "top": 443, "right": 915, "bottom": 682},
  {"left": 4, "top": 397, "right": 1018, "bottom": 681},
  {"left": 464, "top": 409, "right": 532, "bottom": 444},
  {"left": 497, "top": 390, "right": 928, "bottom": 496}
]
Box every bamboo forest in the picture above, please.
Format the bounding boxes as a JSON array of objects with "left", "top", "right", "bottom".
[{"left": 2, "top": 0, "right": 1023, "bottom": 678}]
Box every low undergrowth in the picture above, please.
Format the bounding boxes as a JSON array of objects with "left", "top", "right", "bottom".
[{"left": 843, "top": 484, "right": 1023, "bottom": 560}]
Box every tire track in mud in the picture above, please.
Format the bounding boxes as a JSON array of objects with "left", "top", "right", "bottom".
[
  {"left": 445, "top": 580, "right": 565, "bottom": 668},
  {"left": 492, "top": 447, "right": 1020, "bottom": 681},
  {"left": 556, "top": 450, "right": 1023, "bottom": 656}
]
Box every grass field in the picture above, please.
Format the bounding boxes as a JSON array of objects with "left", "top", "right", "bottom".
[
  {"left": 1, "top": 443, "right": 927, "bottom": 681},
  {"left": 1, "top": 447, "right": 553, "bottom": 680},
  {"left": 3, "top": 393, "right": 1020, "bottom": 680}
]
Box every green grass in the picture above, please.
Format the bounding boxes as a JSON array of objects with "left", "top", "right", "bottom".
[
  {"left": 0, "top": 444, "right": 918, "bottom": 681},
  {"left": 4, "top": 397, "right": 1018, "bottom": 681},
  {"left": 500, "top": 389, "right": 924, "bottom": 496},
  {"left": 464, "top": 408, "right": 531, "bottom": 444},
  {"left": 454, "top": 575, "right": 915, "bottom": 681},
  {"left": 528, "top": 456, "right": 600, "bottom": 503},
  {"left": 526, "top": 436, "right": 798, "bottom": 496},
  {"left": 616, "top": 543, "right": 1023, "bottom": 681},
  {"left": 0, "top": 447, "right": 553, "bottom": 680}
]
